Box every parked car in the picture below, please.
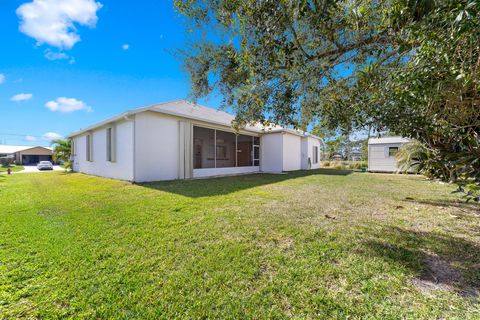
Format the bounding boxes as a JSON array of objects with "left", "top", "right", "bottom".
[{"left": 37, "top": 161, "right": 53, "bottom": 170}]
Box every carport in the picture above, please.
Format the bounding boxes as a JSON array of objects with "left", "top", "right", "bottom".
[{"left": 22, "top": 154, "right": 53, "bottom": 165}]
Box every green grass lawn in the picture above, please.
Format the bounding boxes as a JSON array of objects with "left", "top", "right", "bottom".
[
  {"left": 1, "top": 170, "right": 479, "bottom": 318},
  {"left": 0, "top": 165, "right": 24, "bottom": 173}
]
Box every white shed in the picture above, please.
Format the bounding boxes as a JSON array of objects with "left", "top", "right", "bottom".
[
  {"left": 368, "top": 136, "right": 410, "bottom": 172},
  {"left": 68, "top": 100, "right": 322, "bottom": 182}
]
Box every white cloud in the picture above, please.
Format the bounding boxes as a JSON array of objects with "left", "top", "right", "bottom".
[
  {"left": 44, "top": 50, "right": 69, "bottom": 60},
  {"left": 0, "top": 74, "right": 5, "bottom": 84},
  {"left": 44, "top": 50, "right": 76, "bottom": 64},
  {"left": 25, "top": 135, "right": 37, "bottom": 141},
  {"left": 16, "top": 0, "right": 102, "bottom": 50},
  {"left": 43, "top": 132, "right": 63, "bottom": 141},
  {"left": 11, "top": 93, "right": 33, "bottom": 102},
  {"left": 45, "top": 97, "right": 92, "bottom": 113},
  {"left": 122, "top": 44, "right": 129, "bottom": 50}
]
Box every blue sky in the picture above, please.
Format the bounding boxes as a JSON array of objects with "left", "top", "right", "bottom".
[{"left": 0, "top": 0, "right": 222, "bottom": 146}]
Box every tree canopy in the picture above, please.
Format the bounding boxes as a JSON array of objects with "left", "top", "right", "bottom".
[
  {"left": 175, "top": 0, "right": 479, "bottom": 186},
  {"left": 52, "top": 139, "right": 72, "bottom": 170}
]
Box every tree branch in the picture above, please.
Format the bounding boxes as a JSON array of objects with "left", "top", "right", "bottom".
[{"left": 290, "top": 25, "right": 312, "bottom": 60}]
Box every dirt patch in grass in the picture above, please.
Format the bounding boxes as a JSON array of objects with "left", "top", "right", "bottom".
[{"left": 412, "top": 251, "right": 479, "bottom": 298}]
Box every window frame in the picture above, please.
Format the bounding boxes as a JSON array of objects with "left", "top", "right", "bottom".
[
  {"left": 253, "top": 136, "right": 260, "bottom": 167},
  {"left": 388, "top": 147, "right": 399, "bottom": 157},
  {"left": 312, "top": 146, "right": 319, "bottom": 164},
  {"left": 106, "top": 126, "right": 116, "bottom": 162}
]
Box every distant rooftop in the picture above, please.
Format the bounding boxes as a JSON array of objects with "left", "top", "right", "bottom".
[
  {"left": 368, "top": 136, "right": 410, "bottom": 145},
  {"left": 0, "top": 145, "right": 53, "bottom": 154}
]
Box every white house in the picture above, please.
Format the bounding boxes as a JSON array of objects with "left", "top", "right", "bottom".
[
  {"left": 368, "top": 136, "right": 410, "bottom": 172},
  {"left": 68, "top": 100, "right": 322, "bottom": 182}
]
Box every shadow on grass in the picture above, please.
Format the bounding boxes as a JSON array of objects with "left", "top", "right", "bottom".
[
  {"left": 139, "top": 169, "right": 353, "bottom": 198},
  {"left": 362, "top": 226, "right": 480, "bottom": 297},
  {"left": 56, "top": 170, "right": 74, "bottom": 176},
  {"left": 405, "top": 199, "right": 480, "bottom": 214}
]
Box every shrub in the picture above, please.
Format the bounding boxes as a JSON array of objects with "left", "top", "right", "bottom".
[
  {"left": 454, "top": 182, "right": 480, "bottom": 203},
  {"left": 0, "top": 156, "right": 15, "bottom": 167},
  {"left": 323, "top": 161, "right": 330, "bottom": 167},
  {"left": 351, "top": 162, "right": 362, "bottom": 169}
]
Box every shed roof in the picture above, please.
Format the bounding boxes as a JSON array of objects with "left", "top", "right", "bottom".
[
  {"left": 368, "top": 136, "right": 410, "bottom": 145},
  {"left": 68, "top": 99, "right": 321, "bottom": 140},
  {"left": 0, "top": 145, "right": 53, "bottom": 154}
]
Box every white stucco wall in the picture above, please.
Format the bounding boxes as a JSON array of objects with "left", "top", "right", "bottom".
[
  {"left": 72, "top": 120, "right": 134, "bottom": 181},
  {"left": 260, "top": 133, "right": 283, "bottom": 173},
  {"left": 134, "top": 111, "right": 180, "bottom": 182},
  {"left": 301, "top": 136, "right": 321, "bottom": 170},
  {"left": 282, "top": 133, "right": 302, "bottom": 171},
  {"left": 193, "top": 166, "right": 259, "bottom": 178},
  {"left": 72, "top": 109, "right": 321, "bottom": 181},
  {"left": 368, "top": 143, "right": 403, "bottom": 172}
]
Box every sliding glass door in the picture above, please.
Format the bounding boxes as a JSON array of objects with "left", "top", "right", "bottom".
[{"left": 237, "top": 134, "right": 253, "bottom": 167}]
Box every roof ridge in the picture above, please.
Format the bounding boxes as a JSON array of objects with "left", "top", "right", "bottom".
[
  {"left": 128, "top": 99, "right": 189, "bottom": 113},
  {"left": 0, "top": 144, "right": 50, "bottom": 147}
]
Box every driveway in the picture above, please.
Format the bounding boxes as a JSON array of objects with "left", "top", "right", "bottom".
[
  {"left": 1, "top": 165, "right": 64, "bottom": 174},
  {"left": 22, "top": 165, "right": 64, "bottom": 173}
]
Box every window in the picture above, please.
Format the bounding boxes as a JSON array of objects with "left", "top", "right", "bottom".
[
  {"left": 216, "top": 145, "right": 227, "bottom": 158},
  {"left": 215, "top": 130, "right": 236, "bottom": 168},
  {"left": 106, "top": 127, "right": 116, "bottom": 162},
  {"left": 71, "top": 139, "right": 75, "bottom": 161},
  {"left": 388, "top": 147, "right": 399, "bottom": 157},
  {"left": 193, "top": 126, "right": 260, "bottom": 169},
  {"left": 86, "top": 134, "right": 93, "bottom": 162},
  {"left": 253, "top": 137, "right": 260, "bottom": 166},
  {"left": 312, "top": 146, "right": 319, "bottom": 164}
]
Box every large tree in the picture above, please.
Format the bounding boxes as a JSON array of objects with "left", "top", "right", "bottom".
[{"left": 175, "top": 0, "right": 479, "bottom": 186}]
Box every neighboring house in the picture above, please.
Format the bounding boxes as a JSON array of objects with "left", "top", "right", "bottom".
[
  {"left": 0, "top": 145, "right": 53, "bottom": 165},
  {"left": 331, "top": 153, "right": 343, "bottom": 161},
  {"left": 368, "top": 136, "right": 410, "bottom": 172},
  {"left": 350, "top": 149, "right": 363, "bottom": 161},
  {"left": 68, "top": 100, "right": 322, "bottom": 182}
]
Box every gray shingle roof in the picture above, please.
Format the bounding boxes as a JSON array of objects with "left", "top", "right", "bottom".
[
  {"left": 68, "top": 99, "right": 320, "bottom": 140},
  {"left": 0, "top": 145, "right": 52, "bottom": 154}
]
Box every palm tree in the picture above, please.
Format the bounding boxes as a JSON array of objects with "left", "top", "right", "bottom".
[
  {"left": 396, "top": 141, "right": 452, "bottom": 181},
  {"left": 396, "top": 141, "right": 429, "bottom": 173},
  {"left": 52, "top": 139, "right": 72, "bottom": 170}
]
